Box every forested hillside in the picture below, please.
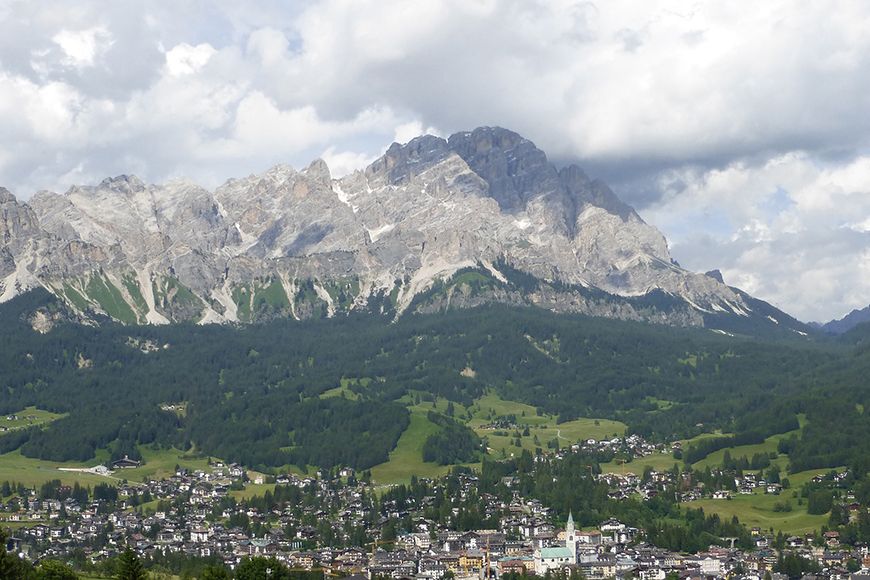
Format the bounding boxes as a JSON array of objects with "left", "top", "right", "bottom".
[{"left": 0, "top": 289, "right": 868, "bottom": 475}]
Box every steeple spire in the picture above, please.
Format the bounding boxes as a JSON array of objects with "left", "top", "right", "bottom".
[{"left": 565, "top": 511, "right": 578, "bottom": 566}]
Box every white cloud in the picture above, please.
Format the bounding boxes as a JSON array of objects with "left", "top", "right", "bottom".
[
  {"left": 246, "top": 28, "right": 291, "bottom": 67},
  {"left": 52, "top": 26, "right": 113, "bottom": 69},
  {"left": 393, "top": 121, "right": 441, "bottom": 145},
  {"left": 223, "top": 93, "right": 400, "bottom": 160},
  {"left": 164, "top": 43, "right": 217, "bottom": 77},
  {"left": 320, "top": 147, "right": 377, "bottom": 178},
  {"left": 645, "top": 153, "right": 870, "bottom": 321}
]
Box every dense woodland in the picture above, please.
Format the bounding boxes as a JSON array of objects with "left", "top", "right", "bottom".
[
  {"left": 421, "top": 411, "right": 483, "bottom": 465},
  {"left": 0, "top": 289, "right": 868, "bottom": 475}
]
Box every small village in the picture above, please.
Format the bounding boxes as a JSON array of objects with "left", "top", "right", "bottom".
[{"left": 1, "top": 435, "right": 867, "bottom": 580}]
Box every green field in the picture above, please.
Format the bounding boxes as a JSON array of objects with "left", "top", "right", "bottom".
[
  {"left": 370, "top": 410, "right": 460, "bottom": 484},
  {"left": 0, "top": 450, "right": 115, "bottom": 489},
  {"left": 601, "top": 452, "right": 682, "bottom": 475},
  {"left": 319, "top": 377, "right": 368, "bottom": 400},
  {"left": 113, "top": 446, "right": 213, "bottom": 482},
  {"left": 685, "top": 468, "right": 840, "bottom": 535},
  {"left": 691, "top": 415, "right": 807, "bottom": 470},
  {"left": 230, "top": 482, "right": 278, "bottom": 501},
  {"left": 468, "top": 393, "right": 538, "bottom": 422},
  {"left": 0, "top": 407, "right": 65, "bottom": 433},
  {"left": 678, "top": 431, "right": 727, "bottom": 447},
  {"left": 0, "top": 445, "right": 217, "bottom": 490},
  {"left": 600, "top": 416, "right": 827, "bottom": 533},
  {"left": 692, "top": 434, "right": 787, "bottom": 470}
]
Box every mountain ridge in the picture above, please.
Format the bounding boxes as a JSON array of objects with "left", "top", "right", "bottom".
[
  {"left": 821, "top": 304, "right": 870, "bottom": 334},
  {"left": 0, "top": 126, "right": 811, "bottom": 337}
]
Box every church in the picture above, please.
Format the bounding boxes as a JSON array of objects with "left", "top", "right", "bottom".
[{"left": 533, "top": 512, "right": 578, "bottom": 574}]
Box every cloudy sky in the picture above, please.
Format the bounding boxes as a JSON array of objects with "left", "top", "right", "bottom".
[{"left": 1, "top": 0, "right": 868, "bottom": 322}]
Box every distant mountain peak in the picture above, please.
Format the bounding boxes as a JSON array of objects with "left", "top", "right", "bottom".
[{"left": 823, "top": 304, "right": 870, "bottom": 334}]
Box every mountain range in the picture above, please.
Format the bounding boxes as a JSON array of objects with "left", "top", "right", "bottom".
[{"left": 0, "top": 126, "right": 811, "bottom": 336}]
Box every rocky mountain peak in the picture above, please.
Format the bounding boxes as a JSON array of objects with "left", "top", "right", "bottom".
[
  {"left": 97, "top": 174, "right": 146, "bottom": 195},
  {"left": 705, "top": 269, "right": 725, "bottom": 284},
  {"left": 0, "top": 187, "right": 16, "bottom": 204},
  {"left": 303, "top": 159, "right": 332, "bottom": 185},
  {"left": 263, "top": 163, "right": 297, "bottom": 181},
  {"left": 447, "top": 126, "right": 554, "bottom": 212},
  {"left": 367, "top": 134, "right": 451, "bottom": 186}
]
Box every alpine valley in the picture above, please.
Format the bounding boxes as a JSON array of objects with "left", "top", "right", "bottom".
[
  {"left": 4, "top": 128, "right": 870, "bottom": 577},
  {"left": 1, "top": 127, "right": 807, "bottom": 336}
]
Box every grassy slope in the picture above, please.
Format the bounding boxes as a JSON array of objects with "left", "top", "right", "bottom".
[
  {"left": 113, "top": 446, "right": 213, "bottom": 483},
  {"left": 0, "top": 407, "right": 65, "bottom": 432},
  {"left": 685, "top": 468, "right": 840, "bottom": 535},
  {"left": 86, "top": 273, "right": 138, "bottom": 325},
  {"left": 601, "top": 453, "right": 684, "bottom": 476},
  {"left": 370, "top": 410, "right": 457, "bottom": 484},
  {"left": 319, "top": 378, "right": 365, "bottom": 400},
  {"left": 0, "top": 450, "right": 115, "bottom": 488},
  {"left": 692, "top": 435, "right": 785, "bottom": 470},
  {"left": 0, "top": 446, "right": 215, "bottom": 490},
  {"left": 691, "top": 415, "right": 807, "bottom": 471},
  {"left": 230, "top": 483, "right": 278, "bottom": 501}
]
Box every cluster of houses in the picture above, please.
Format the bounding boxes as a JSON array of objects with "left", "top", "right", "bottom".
[
  {"left": 574, "top": 434, "right": 663, "bottom": 458},
  {"left": 1, "top": 434, "right": 867, "bottom": 579}
]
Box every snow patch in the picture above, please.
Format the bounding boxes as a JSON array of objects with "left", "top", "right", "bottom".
[
  {"left": 334, "top": 184, "right": 359, "bottom": 213},
  {"left": 710, "top": 329, "right": 735, "bottom": 337},
  {"left": 792, "top": 329, "right": 808, "bottom": 337},
  {"left": 724, "top": 299, "right": 751, "bottom": 317},
  {"left": 513, "top": 218, "right": 531, "bottom": 230},
  {"left": 482, "top": 260, "right": 508, "bottom": 284},
  {"left": 234, "top": 222, "right": 253, "bottom": 243},
  {"left": 366, "top": 223, "right": 395, "bottom": 243},
  {"left": 214, "top": 198, "right": 228, "bottom": 219},
  {"left": 766, "top": 315, "right": 779, "bottom": 325},
  {"left": 683, "top": 296, "right": 713, "bottom": 314}
]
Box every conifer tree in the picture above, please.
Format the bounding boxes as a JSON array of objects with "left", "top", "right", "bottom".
[{"left": 116, "top": 548, "right": 146, "bottom": 580}]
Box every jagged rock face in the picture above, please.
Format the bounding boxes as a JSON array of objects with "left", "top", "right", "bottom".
[
  {"left": 0, "top": 126, "right": 800, "bottom": 332},
  {"left": 0, "top": 188, "right": 43, "bottom": 300}
]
